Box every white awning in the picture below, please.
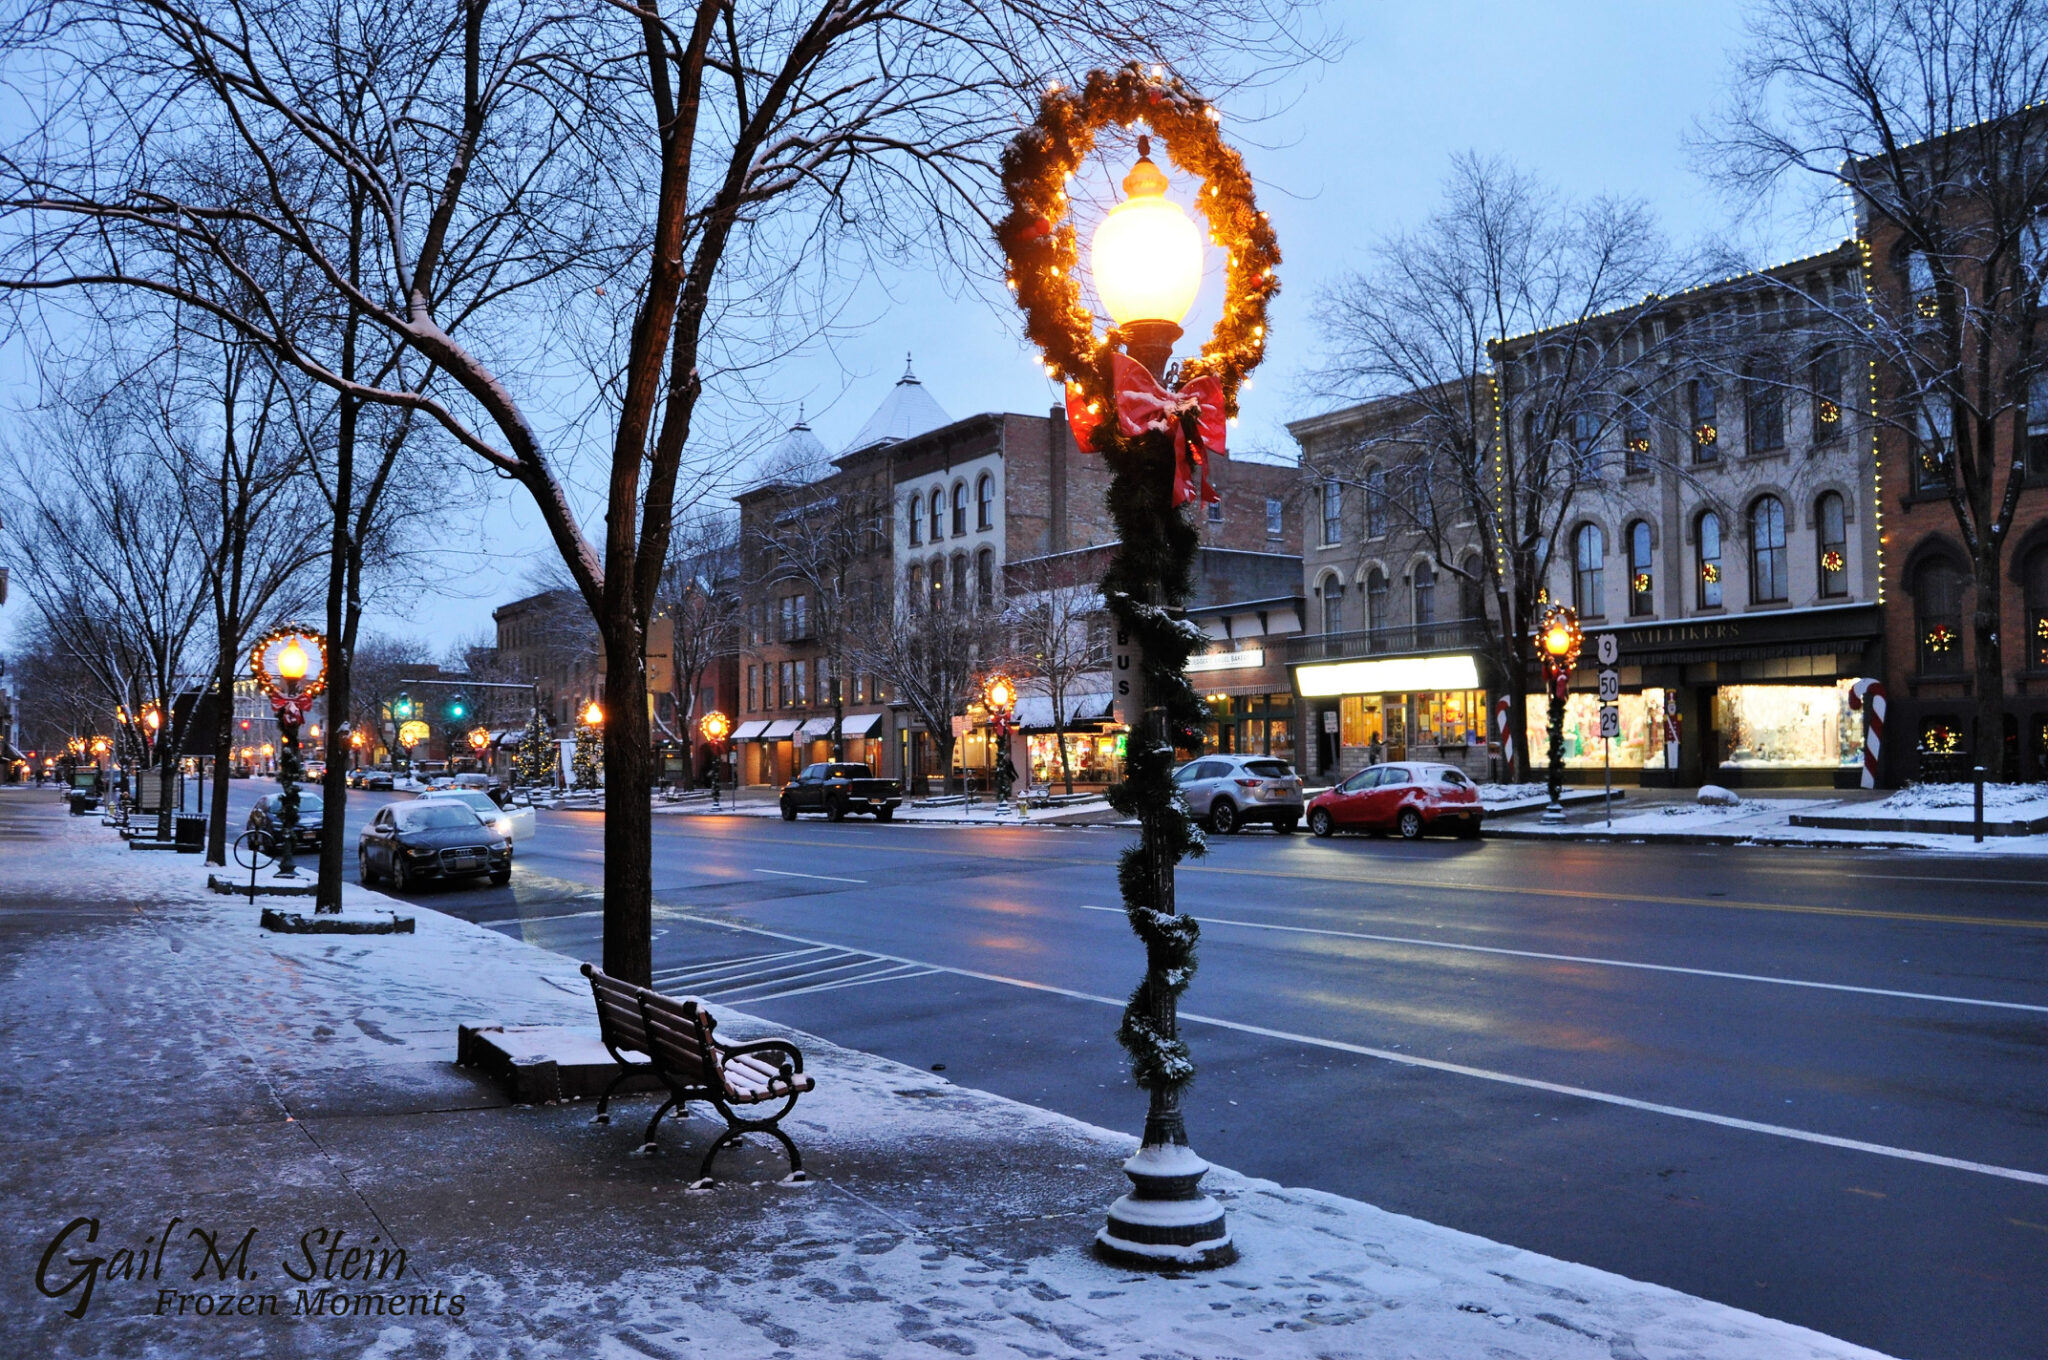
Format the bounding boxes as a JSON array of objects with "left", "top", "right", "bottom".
[
  {"left": 1010, "top": 692, "right": 1115, "bottom": 731},
  {"left": 795, "top": 716, "right": 838, "bottom": 739},
  {"left": 761, "top": 719, "right": 802, "bottom": 739},
  {"left": 1295, "top": 654, "right": 1482, "bottom": 698},
  {"left": 731, "top": 720, "right": 769, "bottom": 740}
]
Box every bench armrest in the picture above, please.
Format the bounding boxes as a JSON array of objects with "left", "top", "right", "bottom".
[{"left": 720, "top": 1037, "right": 805, "bottom": 1076}]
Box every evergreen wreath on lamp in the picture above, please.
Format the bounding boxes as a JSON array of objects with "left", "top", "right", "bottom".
[{"left": 996, "top": 62, "right": 1278, "bottom": 1271}]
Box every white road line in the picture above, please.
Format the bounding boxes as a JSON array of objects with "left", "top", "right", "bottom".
[
  {"left": 756, "top": 868, "right": 868, "bottom": 884},
  {"left": 653, "top": 947, "right": 833, "bottom": 985},
  {"left": 729, "top": 965, "right": 943, "bottom": 1005},
  {"left": 661, "top": 911, "right": 2048, "bottom": 1189},
  {"left": 1070, "top": 905, "right": 2048, "bottom": 1014},
  {"left": 705, "top": 954, "right": 898, "bottom": 997}
]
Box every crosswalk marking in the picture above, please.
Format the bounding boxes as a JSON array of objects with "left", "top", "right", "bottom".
[{"left": 652, "top": 947, "right": 939, "bottom": 1006}]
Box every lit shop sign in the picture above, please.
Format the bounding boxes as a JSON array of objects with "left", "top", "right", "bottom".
[
  {"left": 1295, "top": 654, "right": 1481, "bottom": 698},
  {"left": 1186, "top": 650, "right": 1264, "bottom": 674}
]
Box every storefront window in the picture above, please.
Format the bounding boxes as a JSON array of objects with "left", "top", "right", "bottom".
[
  {"left": 1414, "top": 690, "right": 1487, "bottom": 746},
  {"left": 1525, "top": 690, "right": 1666, "bottom": 770},
  {"left": 1339, "top": 695, "right": 1382, "bottom": 748},
  {"left": 1713, "top": 681, "right": 1861, "bottom": 769},
  {"left": 1027, "top": 732, "right": 1124, "bottom": 786}
]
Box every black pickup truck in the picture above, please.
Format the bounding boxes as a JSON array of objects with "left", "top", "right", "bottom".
[{"left": 779, "top": 762, "right": 902, "bottom": 822}]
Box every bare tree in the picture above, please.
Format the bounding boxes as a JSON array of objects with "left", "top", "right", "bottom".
[
  {"left": 1, "top": 380, "right": 215, "bottom": 831},
  {"left": 851, "top": 597, "right": 997, "bottom": 786},
  {"left": 1005, "top": 556, "right": 1110, "bottom": 795},
  {"left": 657, "top": 509, "right": 740, "bottom": 779},
  {"left": 1703, "top": 0, "right": 2048, "bottom": 777},
  {"left": 1308, "top": 155, "right": 1694, "bottom": 776},
  {"left": 346, "top": 633, "right": 438, "bottom": 759},
  {"left": 0, "top": 0, "right": 1321, "bottom": 984}
]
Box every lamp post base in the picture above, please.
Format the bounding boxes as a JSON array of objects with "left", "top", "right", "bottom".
[
  {"left": 1094, "top": 1142, "right": 1236, "bottom": 1271},
  {"left": 1540, "top": 801, "right": 1567, "bottom": 824}
]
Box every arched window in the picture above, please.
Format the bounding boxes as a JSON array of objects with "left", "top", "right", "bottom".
[
  {"left": 1573, "top": 524, "right": 1605, "bottom": 617},
  {"left": 1459, "top": 552, "right": 1485, "bottom": 618},
  {"left": 952, "top": 481, "right": 969, "bottom": 537},
  {"left": 1811, "top": 346, "right": 1843, "bottom": 442},
  {"left": 1690, "top": 379, "right": 1719, "bottom": 462},
  {"left": 1817, "top": 493, "right": 1848, "bottom": 597},
  {"left": 928, "top": 554, "right": 945, "bottom": 610},
  {"left": 1622, "top": 394, "right": 1652, "bottom": 474},
  {"left": 907, "top": 493, "right": 922, "bottom": 546},
  {"left": 1319, "top": 574, "right": 1344, "bottom": 634},
  {"left": 1628, "top": 520, "right": 1654, "bottom": 616},
  {"left": 1745, "top": 359, "right": 1785, "bottom": 453},
  {"left": 928, "top": 487, "right": 944, "bottom": 541},
  {"left": 1320, "top": 479, "right": 1342, "bottom": 546},
  {"left": 906, "top": 563, "right": 922, "bottom": 607},
  {"left": 1697, "top": 511, "right": 1723, "bottom": 608},
  {"left": 1750, "top": 496, "right": 1787, "bottom": 603},
  {"left": 951, "top": 553, "right": 968, "bottom": 610},
  {"left": 1914, "top": 554, "right": 1967, "bottom": 674},
  {"left": 976, "top": 547, "right": 994, "bottom": 607},
  {"left": 1413, "top": 561, "right": 1437, "bottom": 630},
  {"left": 1366, "top": 569, "right": 1389, "bottom": 635},
  {"left": 976, "top": 473, "right": 995, "bottom": 530},
  {"left": 2025, "top": 543, "right": 2048, "bottom": 671},
  {"left": 1365, "top": 466, "right": 1388, "bottom": 538}
]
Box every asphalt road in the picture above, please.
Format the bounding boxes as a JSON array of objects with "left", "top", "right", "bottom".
[{"left": 214, "top": 778, "right": 2047, "bottom": 1360}]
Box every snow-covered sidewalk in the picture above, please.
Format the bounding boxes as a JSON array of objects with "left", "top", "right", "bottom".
[
  {"left": 0, "top": 790, "right": 1892, "bottom": 1358},
  {"left": 1493, "top": 784, "right": 2048, "bottom": 853}
]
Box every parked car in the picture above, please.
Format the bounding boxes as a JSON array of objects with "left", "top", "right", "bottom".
[
  {"left": 453, "top": 772, "right": 493, "bottom": 790},
  {"left": 364, "top": 769, "right": 395, "bottom": 791},
  {"left": 246, "top": 792, "right": 325, "bottom": 854},
  {"left": 1172, "top": 755, "right": 1303, "bottom": 833},
  {"left": 780, "top": 763, "right": 902, "bottom": 821},
  {"left": 419, "top": 787, "right": 536, "bottom": 842},
  {"left": 1305, "top": 762, "right": 1483, "bottom": 840},
  {"left": 358, "top": 800, "right": 512, "bottom": 889}
]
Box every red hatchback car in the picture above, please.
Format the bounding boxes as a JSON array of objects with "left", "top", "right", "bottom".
[{"left": 1306, "top": 762, "right": 1484, "bottom": 840}]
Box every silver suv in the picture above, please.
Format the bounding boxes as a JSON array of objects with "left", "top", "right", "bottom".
[{"left": 1172, "top": 755, "right": 1304, "bottom": 834}]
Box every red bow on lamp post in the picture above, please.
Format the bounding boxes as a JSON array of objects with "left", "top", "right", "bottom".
[{"left": 1068, "top": 354, "right": 1225, "bottom": 507}]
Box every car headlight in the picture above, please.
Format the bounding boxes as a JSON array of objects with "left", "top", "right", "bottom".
[{"left": 494, "top": 817, "right": 512, "bottom": 836}]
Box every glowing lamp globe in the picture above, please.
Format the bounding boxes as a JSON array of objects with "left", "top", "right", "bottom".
[
  {"left": 278, "top": 639, "right": 310, "bottom": 681},
  {"left": 1541, "top": 624, "right": 1571, "bottom": 659},
  {"left": 984, "top": 674, "right": 1017, "bottom": 714},
  {"left": 700, "top": 710, "right": 730, "bottom": 743},
  {"left": 582, "top": 701, "right": 604, "bottom": 726},
  {"left": 1090, "top": 142, "right": 1202, "bottom": 329}
]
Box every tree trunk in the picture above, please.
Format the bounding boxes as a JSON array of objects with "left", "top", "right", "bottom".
[
  {"left": 207, "top": 651, "right": 235, "bottom": 864},
  {"left": 1973, "top": 551, "right": 2007, "bottom": 780},
  {"left": 602, "top": 622, "right": 654, "bottom": 987}
]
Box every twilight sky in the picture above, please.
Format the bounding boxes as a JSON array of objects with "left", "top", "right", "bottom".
[{"left": 2, "top": 1, "right": 1849, "bottom": 658}]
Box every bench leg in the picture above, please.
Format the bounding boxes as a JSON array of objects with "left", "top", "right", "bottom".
[
  {"left": 695, "top": 1122, "right": 804, "bottom": 1186},
  {"left": 636, "top": 1097, "right": 680, "bottom": 1153},
  {"left": 592, "top": 1066, "right": 636, "bottom": 1125}
]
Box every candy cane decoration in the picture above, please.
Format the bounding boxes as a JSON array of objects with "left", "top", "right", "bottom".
[
  {"left": 1849, "top": 679, "right": 1885, "bottom": 789},
  {"left": 1496, "top": 695, "right": 1514, "bottom": 774}
]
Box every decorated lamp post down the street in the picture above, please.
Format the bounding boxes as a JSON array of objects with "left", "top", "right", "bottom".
[
  {"left": 982, "top": 674, "right": 1018, "bottom": 812},
  {"left": 699, "top": 710, "right": 730, "bottom": 809},
  {"left": 249, "top": 626, "right": 329, "bottom": 893},
  {"left": 1536, "top": 604, "right": 1582, "bottom": 825},
  {"left": 997, "top": 65, "right": 1278, "bottom": 1270}
]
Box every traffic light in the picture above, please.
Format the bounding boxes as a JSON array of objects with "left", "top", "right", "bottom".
[
  {"left": 447, "top": 694, "right": 468, "bottom": 721},
  {"left": 394, "top": 694, "right": 414, "bottom": 720}
]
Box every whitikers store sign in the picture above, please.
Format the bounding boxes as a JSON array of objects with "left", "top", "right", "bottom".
[{"left": 1561, "top": 602, "right": 1883, "bottom": 789}]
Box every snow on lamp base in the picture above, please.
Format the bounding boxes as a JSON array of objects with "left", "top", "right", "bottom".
[{"left": 1094, "top": 1142, "right": 1236, "bottom": 1269}]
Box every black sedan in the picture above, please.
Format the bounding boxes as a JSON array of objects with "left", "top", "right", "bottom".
[
  {"left": 357, "top": 801, "right": 511, "bottom": 890},
  {"left": 246, "top": 792, "right": 325, "bottom": 854}
]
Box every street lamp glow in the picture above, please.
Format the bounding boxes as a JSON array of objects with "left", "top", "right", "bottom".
[
  {"left": 582, "top": 700, "right": 604, "bottom": 726},
  {"left": 699, "top": 710, "right": 730, "bottom": 743},
  {"left": 1090, "top": 139, "right": 1203, "bottom": 329},
  {"left": 277, "top": 639, "right": 310, "bottom": 682},
  {"left": 982, "top": 674, "right": 1017, "bottom": 715}
]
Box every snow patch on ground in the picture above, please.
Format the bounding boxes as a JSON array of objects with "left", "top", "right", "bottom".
[{"left": 1871, "top": 781, "right": 2048, "bottom": 819}]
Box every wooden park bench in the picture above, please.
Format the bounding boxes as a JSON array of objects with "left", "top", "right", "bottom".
[{"left": 580, "top": 963, "right": 816, "bottom": 1184}]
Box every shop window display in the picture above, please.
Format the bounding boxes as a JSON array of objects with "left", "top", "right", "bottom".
[
  {"left": 1713, "top": 681, "right": 1862, "bottom": 769},
  {"left": 1525, "top": 690, "right": 1668, "bottom": 770},
  {"left": 1026, "top": 732, "right": 1123, "bottom": 787},
  {"left": 1339, "top": 695, "right": 1383, "bottom": 750}
]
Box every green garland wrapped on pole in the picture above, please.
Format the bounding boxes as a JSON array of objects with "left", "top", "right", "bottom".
[{"left": 995, "top": 64, "right": 1278, "bottom": 1270}]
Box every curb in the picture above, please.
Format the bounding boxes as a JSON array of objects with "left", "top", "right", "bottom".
[{"left": 1485, "top": 825, "right": 1928, "bottom": 850}]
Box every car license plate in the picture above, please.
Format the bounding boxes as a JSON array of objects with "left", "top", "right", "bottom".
[{"left": 446, "top": 854, "right": 480, "bottom": 870}]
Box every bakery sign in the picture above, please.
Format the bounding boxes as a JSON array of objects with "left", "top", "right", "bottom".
[{"left": 1186, "top": 649, "right": 1264, "bottom": 674}]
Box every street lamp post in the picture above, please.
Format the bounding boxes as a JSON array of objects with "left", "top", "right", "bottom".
[
  {"left": 996, "top": 69, "right": 1278, "bottom": 1271},
  {"left": 699, "top": 710, "right": 730, "bottom": 810},
  {"left": 982, "top": 675, "right": 1017, "bottom": 813},
  {"left": 1536, "top": 603, "right": 1582, "bottom": 825},
  {"left": 250, "top": 626, "right": 329, "bottom": 892}
]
